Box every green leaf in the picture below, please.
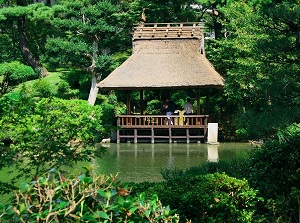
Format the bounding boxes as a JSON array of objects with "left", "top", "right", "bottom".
[
  {"left": 99, "top": 211, "right": 110, "bottom": 219},
  {"left": 21, "top": 182, "right": 29, "bottom": 190},
  {"left": 19, "top": 203, "right": 26, "bottom": 213},
  {"left": 144, "top": 209, "right": 151, "bottom": 217},
  {"left": 97, "top": 189, "right": 107, "bottom": 198},
  {"left": 129, "top": 207, "right": 138, "bottom": 214}
]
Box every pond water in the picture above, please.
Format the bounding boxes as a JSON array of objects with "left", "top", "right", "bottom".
[
  {"left": 0, "top": 142, "right": 252, "bottom": 204},
  {"left": 92, "top": 142, "right": 252, "bottom": 182}
]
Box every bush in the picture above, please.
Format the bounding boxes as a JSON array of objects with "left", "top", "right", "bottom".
[
  {"left": 132, "top": 173, "right": 262, "bottom": 223},
  {"left": 248, "top": 123, "right": 300, "bottom": 198},
  {"left": 0, "top": 170, "right": 180, "bottom": 223},
  {"left": 32, "top": 78, "right": 53, "bottom": 98},
  {"left": 0, "top": 96, "right": 108, "bottom": 193},
  {"left": 0, "top": 61, "right": 37, "bottom": 86},
  {"left": 246, "top": 123, "right": 300, "bottom": 222},
  {"left": 161, "top": 159, "right": 251, "bottom": 182}
]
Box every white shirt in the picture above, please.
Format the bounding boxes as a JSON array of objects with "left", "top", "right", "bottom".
[{"left": 184, "top": 102, "right": 193, "bottom": 114}]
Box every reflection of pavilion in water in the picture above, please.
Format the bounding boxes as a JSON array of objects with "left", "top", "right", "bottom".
[{"left": 111, "top": 143, "right": 219, "bottom": 163}]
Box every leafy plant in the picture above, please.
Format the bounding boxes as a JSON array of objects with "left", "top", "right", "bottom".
[
  {"left": 0, "top": 62, "right": 38, "bottom": 94},
  {"left": 0, "top": 170, "right": 181, "bottom": 223},
  {"left": 248, "top": 123, "right": 300, "bottom": 198},
  {"left": 0, "top": 94, "right": 107, "bottom": 194},
  {"left": 132, "top": 173, "right": 262, "bottom": 223}
]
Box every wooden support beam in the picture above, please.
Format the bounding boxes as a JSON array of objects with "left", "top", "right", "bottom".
[
  {"left": 126, "top": 91, "right": 131, "bottom": 115},
  {"left": 197, "top": 89, "right": 201, "bottom": 115},
  {"left": 140, "top": 90, "right": 144, "bottom": 115}
]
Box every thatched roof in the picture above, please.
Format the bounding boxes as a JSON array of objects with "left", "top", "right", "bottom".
[{"left": 97, "top": 23, "right": 224, "bottom": 90}]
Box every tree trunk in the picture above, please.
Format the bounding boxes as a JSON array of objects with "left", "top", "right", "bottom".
[
  {"left": 17, "top": 0, "right": 48, "bottom": 77},
  {"left": 88, "top": 73, "right": 99, "bottom": 105},
  {"left": 87, "top": 40, "right": 102, "bottom": 105}
]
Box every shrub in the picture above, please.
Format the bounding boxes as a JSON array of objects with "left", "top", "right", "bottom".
[
  {"left": 248, "top": 123, "right": 300, "bottom": 198},
  {"left": 161, "top": 159, "right": 251, "bottom": 181},
  {"left": 0, "top": 61, "right": 37, "bottom": 86},
  {"left": 0, "top": 96, "right": 107, "bottom": 194},
  {"left": 0, "top": 170, "right": 180, "bottom": 223},
  {"left": 132, "top": 173, "right": 262, "bottom": 223},
  {"left": 32, "top": 78, "right": 53, "bottom": 98},
  {"left": 246, "top": 123, "right": 300, "bottom": 222}
]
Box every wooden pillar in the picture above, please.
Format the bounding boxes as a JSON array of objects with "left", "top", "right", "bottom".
[
  {"left": 196, "top": 89, "right": 201, "bottom": 115},
  {"left": 126, "top": 90, "right": 131, "bottom": 115},
  {"left": 205, "top": 95, "right": 210, "bottom": 115},
  {"left": 140, "top": 90, "right": 144, "bottom": 115},
  {"left": 117, "top": 117, "right": 120, "bottom": 143}
]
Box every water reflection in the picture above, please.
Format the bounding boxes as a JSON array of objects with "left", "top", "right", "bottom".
[
  {"left": 207, "top": 144, "right": 219, "bottom": 162},
  {"left": 94, "top": 143, "right": 251, "bottom": 182}
]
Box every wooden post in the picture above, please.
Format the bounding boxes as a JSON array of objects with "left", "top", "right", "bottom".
[
  {"left": 196, "top": 89, "right": 201, "bottom": 115},
  {"left": 140, "top": 90, "right": 144, "bottom": 115},
  {"left": 206, "top": 95, "right": 210, "bottom": 116},
  {"left": 117, "top": 117, "right": 120, "bottom": 143},
  {"left": 126, "top": 91, "right": 131, "bottom": 115}
]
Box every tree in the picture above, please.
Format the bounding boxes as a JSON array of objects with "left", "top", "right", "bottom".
[
  {"left": 0, "top": 90, "right": 106, "bottom": 194},
  {"left": 42, "top": 0, "right": 132, "bottom": 105},
  {"left": 0, "top": 2, "right": 50, "bottom": 76},
  {"left": 206, "top": 0, "right": 300, "bottom": 139}
]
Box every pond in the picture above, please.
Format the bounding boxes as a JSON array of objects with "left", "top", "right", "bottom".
[
  {"left": 0, "top": 142, "right": 252, "bottom": 204},
  {"left": 93, "top": 142, "right": 253, "bottom": 182}
]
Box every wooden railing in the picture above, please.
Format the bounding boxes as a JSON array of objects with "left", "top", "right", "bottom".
[
  {"left": 116, "top": 115, "right": 209, "bottom": 143},
  {"left": 117, "top": 115, "right": 209, "bottom": 128},
  {"left": 133, "top": 22, "right": 205, "bottom": 39}
]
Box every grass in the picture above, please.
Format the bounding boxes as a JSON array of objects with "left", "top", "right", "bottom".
[{"left": 14, "top": 71, "right": 63, "bottom": 95}]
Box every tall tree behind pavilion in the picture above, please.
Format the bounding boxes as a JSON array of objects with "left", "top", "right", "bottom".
[{"left": 42, "top": 0, "right": 132, "bottom": 105}]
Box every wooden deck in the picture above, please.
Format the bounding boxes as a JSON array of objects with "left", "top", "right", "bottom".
[{"left": 116, "top": 115, "right": 209, "bottom": 143}]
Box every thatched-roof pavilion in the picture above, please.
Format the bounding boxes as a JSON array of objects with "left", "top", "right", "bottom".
[
  {"left": 97, "top": 22, "right": 224, "bottom": 143},
  {"left": 97, "top": 22, "right": 224, "bottom": 91}
]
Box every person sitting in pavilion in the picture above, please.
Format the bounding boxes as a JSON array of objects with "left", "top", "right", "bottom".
[
  {"left": 184, "top": 98, "right": 193, "bottom": 125},
  {"left": 165, "top": 98, "right": 176, "bottom": 125}
]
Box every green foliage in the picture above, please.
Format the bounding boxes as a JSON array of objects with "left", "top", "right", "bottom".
[
  {"left": 248, "top": 123, "right": 300, "bottom": 198},
  {"left": 145, "top": 99, "right": 162, "bottom": 115},
  {"left": 0, "top": 94, "right": 106, "bottom": 193},
  {"left": 0, "top": 170, "right": 180, "bottom": 223},
  {"left": 128, "top": 0, "right": 199, "bottom": 23},
  {"left": 32, "top": 78, "right": 53, "bottom": 98},
  {"left": 206, "top": 0, "right": 300, "bottom": 140},
  {"left": 98, "top": 101, "right": 117, "bottom": 137},
  {"left": 42, "top": 0, "right": 130, "bottom": 70},
  {"left": 161, "top": 161, "right": 233, "bottom": 180},
  {"left": 132, "top": 173, "right": 261, "bottom": 222},
  {"left": 245, "top": 123, "right": 300, "bottom": 222},
  {"left": 0, "top": 61, "right": 37, "bottom": 89}
]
